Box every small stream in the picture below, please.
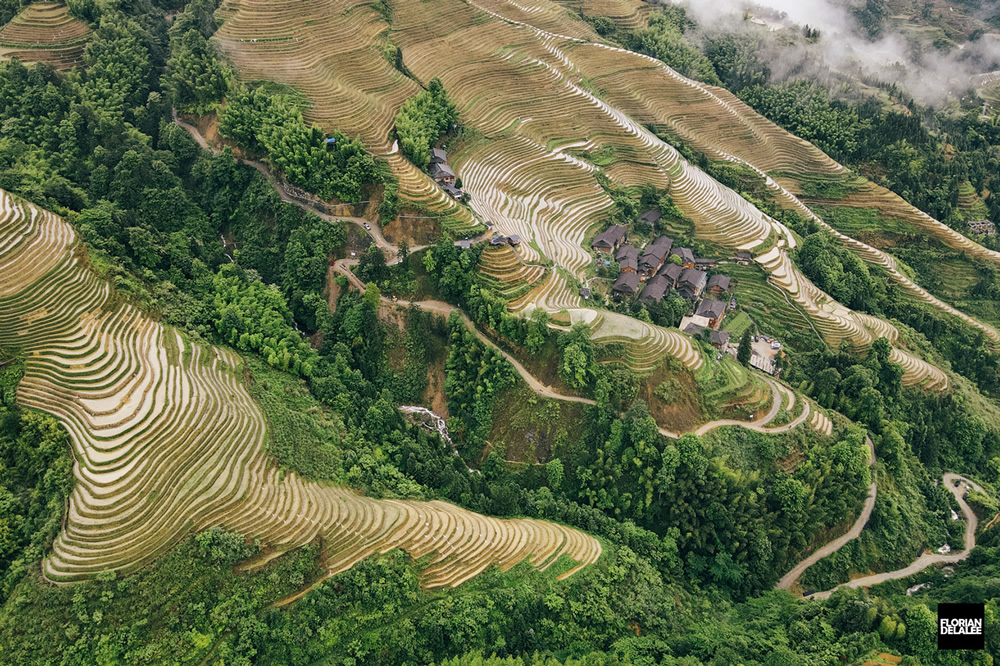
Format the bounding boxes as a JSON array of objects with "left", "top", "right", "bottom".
[
  {"left": 399, "top": 405, "right": 452, "bottom": 446},
  {"left": 399, "top": 405, "right": 478, "bottom": 473}
]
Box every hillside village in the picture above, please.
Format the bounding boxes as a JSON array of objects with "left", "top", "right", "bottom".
[
  {"left": 2, "top": 0, "right": 1000, "bottom": 664},
  {"left": 429, "top": 148, "right": 465, "bottom": 201},
  {"left": 587, "top": 216, "right": 784, "bottom": 374}
]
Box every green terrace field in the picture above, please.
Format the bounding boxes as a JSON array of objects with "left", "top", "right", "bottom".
[
  {"left": 720, "top": 310, "right": 753, "bottom": 339},
  {"left": 812, "top": 204, "right": 1000, "bottom": 331},
  {"left": 695, "top": 353, "right": 773, "bottom": 421},
  {"left": 718, "top": 263, "right": 826, "bottom": 351}
]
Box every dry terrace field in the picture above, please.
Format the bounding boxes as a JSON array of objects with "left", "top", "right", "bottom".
[
  {"left": 214, "top": 0, "right": 972, "bottom": 389},
  {"left": 0, "top": 188, "right": 601, "bottom": 588},
  {"left": 0, "top": 2, "right": 90, "bottom": 70}
]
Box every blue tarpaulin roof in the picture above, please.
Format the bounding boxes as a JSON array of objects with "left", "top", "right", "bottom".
[{"left": 325, "top": 137, "right": 337, "bottom": 144}]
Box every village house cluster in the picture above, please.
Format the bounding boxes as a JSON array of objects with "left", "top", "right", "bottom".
[
  {"left": 968, "top": 219, "right": 996, "bottom": 236},
  {"left": 592, "top": 214, "right": 735, "bottom": 348}
]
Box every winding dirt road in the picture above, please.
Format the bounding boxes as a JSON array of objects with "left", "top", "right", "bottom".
[
  {"left": 806, "top": 474, "right": 986, "bottom": 600},
  {"left": 338, "top": 235, "right": 985, "bottom": 604},
  {"left": 173, "top": 110, "right": 416, "bottom": 260},
  {"left": 179, "top": 112, "right": 921, "bottom": 593},
  {"left": 331, "top": 261, "right": 828, "bottom": 439},
  {"left": 383, "top": 289, "right": 597, "bottom": 406},
  {"left": 776, "top": 437, "right": 877, "bottom": 592}
]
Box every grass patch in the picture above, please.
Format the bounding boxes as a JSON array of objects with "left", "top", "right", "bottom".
[
  {"left": 487, "top": 384, "right": 587, "bottom": 464},
  {"left": 811, "top": 205, "right": 927, "bottom": 241},
  {"left": 777, "top": 171, "right": 865, "bottom": 200},
  {"left": 246, "top": 357, "right": 348, "bottom": 483},
  {"left": 639, "top": 357, "right": 704, "bottom": 431},
  {"left": 721, "top": 310, "right": 753, "bottom": 338}
]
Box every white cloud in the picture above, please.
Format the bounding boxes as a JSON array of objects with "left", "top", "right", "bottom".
[{"left": 668, "top": 0, "right": 1000, "bottom": 106}]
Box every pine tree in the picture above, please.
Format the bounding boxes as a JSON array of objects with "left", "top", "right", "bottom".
[{"left": 737, "top": 333, "right": 752, "bottom": 367}]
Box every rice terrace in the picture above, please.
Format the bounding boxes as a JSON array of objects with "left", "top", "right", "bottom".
[
  {"left": 0, "top": 0, "right": 999, "bottom": 663},
  {"left": 0, "top": 2, "right": 89, "bottom": 69}
]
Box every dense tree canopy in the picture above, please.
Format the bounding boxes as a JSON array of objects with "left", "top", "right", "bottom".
[
  {"left": 0, "top": 3, "right": 998, "bottom": 665},
  {"left": 220, "top": 86, "right": 382, "bottom": 202},
  {"left": 395, "top": 77, "right": 459, "bottom": 170}
]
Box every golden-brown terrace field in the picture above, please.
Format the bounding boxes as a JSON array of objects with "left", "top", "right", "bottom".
[
  {"left": 216, "top": 0, "right": 480, "bottom": 232},
  {"left": 553, "top": 0, "right": 1000, "bottom": 341},
  {"left": 214, "top": 0, "right": 964, "bottom": 388},
  {"left": 0, "top": 188, "right": 601, "bottom": 587},
  {"left": 0, "top": 2, "right": 90, "bottom": 70}
]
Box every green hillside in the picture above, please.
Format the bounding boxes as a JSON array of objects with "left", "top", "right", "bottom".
[{"left": 0, "top": 0, "right": 998, "bottom": 664}]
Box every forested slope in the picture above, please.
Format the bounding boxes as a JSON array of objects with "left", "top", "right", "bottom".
[{"left": 0, "top": 0, "right": 999, "bottom": 664}]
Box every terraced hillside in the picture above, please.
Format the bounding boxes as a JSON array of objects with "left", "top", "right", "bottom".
[
  {"left": 0, "top": 189, "right": 601, "bottom": 586},
  {"left": 214, "top": 0, "right": 954, "bottom": 389},
  {"left": 560, "top": 0, "right": 1000, "bottom": 344},
  {"left": 214, "top": 0, "right": 478, "bottom": 234},
  {"left": 478, "top": 243, "right": 548, "bottom": 299},
  {"left": 0, "top": 2, "right": 90, "bottom": 70}
]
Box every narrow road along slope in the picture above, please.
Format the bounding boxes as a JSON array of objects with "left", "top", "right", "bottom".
[
  {"left": 807, "top": 474, "right": 985, "bottom": 600},
  {"left": 336, "top": 261, "right": 822, "bottom": 439},
  {"left": 776, "top": 437, "right": 877, "bottom": 591},
  {"left": 172, "top": 110, "right": 409, "bottom": 257}
]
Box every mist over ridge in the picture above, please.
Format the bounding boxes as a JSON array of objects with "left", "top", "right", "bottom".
[{"left": 667, "top": 0, "right": 1000, "bottom": 106}]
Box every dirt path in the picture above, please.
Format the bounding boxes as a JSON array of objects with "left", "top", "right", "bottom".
[
  {"left": 330, "top": 262, "right": 944, "bottom": 598},
  {"left": 401, "top": 298, "right": 598, "bottom": 406},
  {"left": 174, "top": 110, "right": 417, "bottom": 262},
  {"left": 331, "top": 261, "right": 822, "bottom": 438},
  {"left": 805, "top": 473, "right": 985, "bottom": 600},
  {"left": 174, "top": 109, "right": 487, "bottom": 265},
  {"left": 776, "top": 436, "right": 877, "bottom": 591},
  {"left": 658, "top": 378, "right": 811, "bottom": 440},
  {"left": 691, "top": 378, "right": 781, "bottom": 436},
  {"left": 331, "top": 259, "right": 593, "bottom": 405}
]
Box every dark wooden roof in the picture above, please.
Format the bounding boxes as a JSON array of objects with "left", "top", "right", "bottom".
[
  {"left": 707, "top": 274, "right": 731, "bottom": 291},
  {"left": 611, "top": 271, "right": 639, "bottom": 294},
  {"left": 671, "top": 247, "right": 695, "bottom": 264},
  {"left": 639, "top": 236, "right": 673, "bottom": 270},
  {"left": 678, "top": 268, "right": 706, "bottom": 289},
  {"left": 592, "top": 224, "right": 627, "bottom": 249},
  {"left": 639, "top": 209, "right": 662, "bottom": 224},
  {"left": 696, "top": 298, "right": 726, "bottom": 320},
  {"left": 639, "top": 275, "right": 669, "bottom": 303},
  {"left": 658, "top": 263, "right": 684, "bottom": 284},
  {"left": 432, "top": 162, "right": 456, "bottom": 179},
  {"left": 683, "top": 323, "right": 729, "bottom": 346},
  {"left": 616, "top": 245, "right": 639, "bottom": 271}
]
